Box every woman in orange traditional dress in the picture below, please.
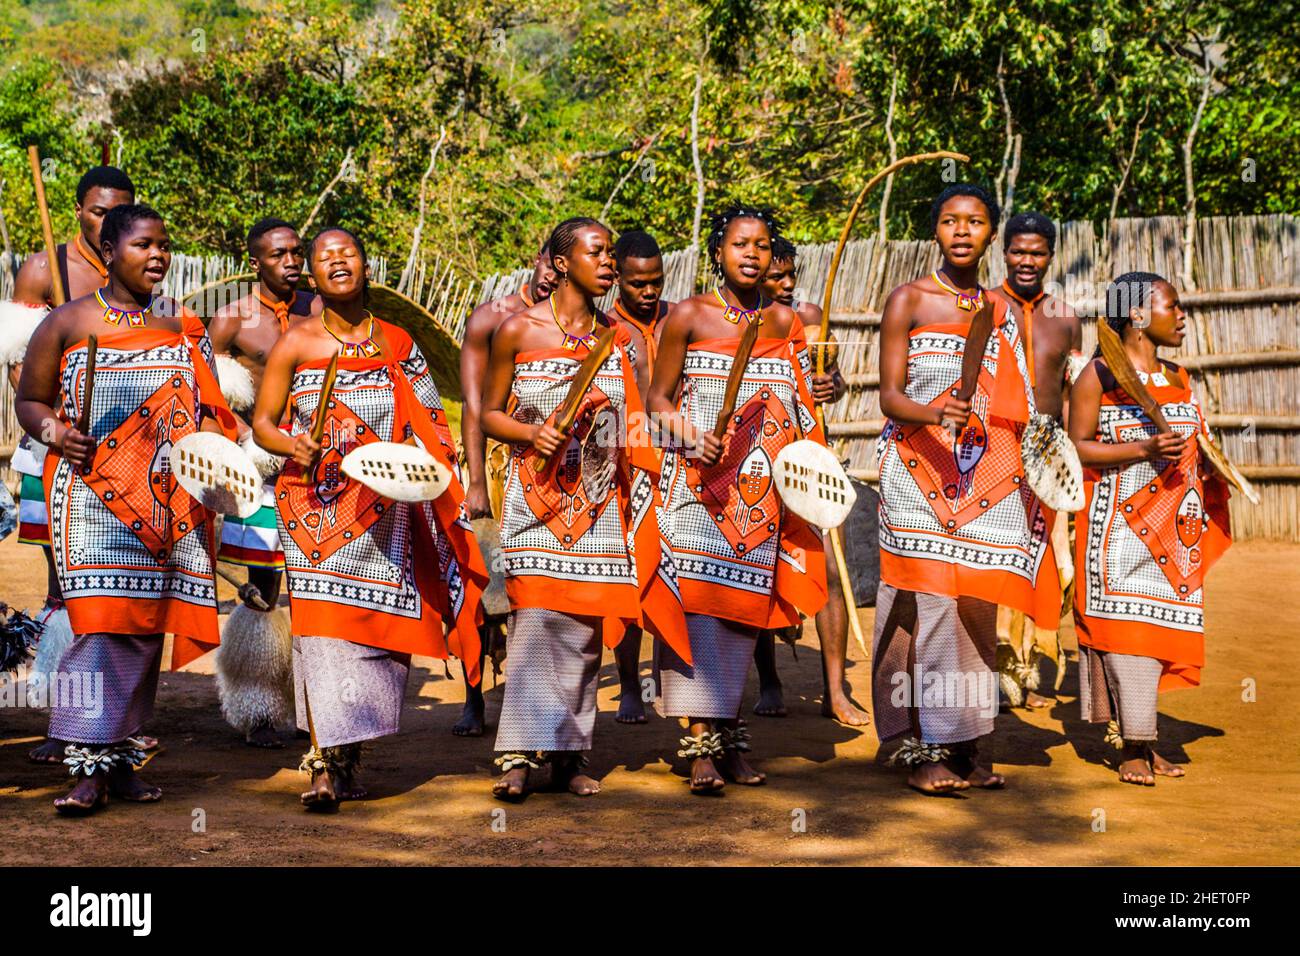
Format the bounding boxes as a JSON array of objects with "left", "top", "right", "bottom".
[
  {"left": 647, "top": 206, "right": 828, "bottom": 795},
  {"left": 16, "top": 204, "right": 238, "bottom": 814},
  {"left": 1068, "top": 271, "right": 1231, "bottom": 786},
  {"left": 253, "top": 227, "right": 485, "bottom": 811},
  {"left": 481, "top": 217, "right": 688, "bottom": 800}
]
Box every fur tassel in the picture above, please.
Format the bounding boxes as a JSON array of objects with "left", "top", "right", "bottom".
[
  {"left": 215, "top": 354, "right": 256, "bottom": 413},
  {"left": 0, "top": 301, "right": 50, "bottom": 366},
  {"left": 215, "top": 604, "right": 293, "bottom": 735},
  {"left": 30, "top": 607, "right": 74, "bottom": 691},
  {"left": 241, "top": 432, "right": 283, "bottom": 479}
]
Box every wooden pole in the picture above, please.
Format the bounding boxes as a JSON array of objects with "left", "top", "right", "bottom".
[
  {"left": 816, "top": 150, "right": 969, "bottom": 659},
  {"left": 27, "top": 146, "right": 65, "bottom": 307}
]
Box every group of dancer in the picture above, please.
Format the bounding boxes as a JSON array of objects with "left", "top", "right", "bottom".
[{"left": 0, "top": 163, "right": 1232, "bottom": 816}]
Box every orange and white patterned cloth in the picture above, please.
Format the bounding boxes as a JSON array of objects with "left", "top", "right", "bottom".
[
  {"left": 275, "top": 321, "right": 487, "bottom": 682},
  {"left": 1073, "top": 359, "right": 1231, "bottom": 691},
  {"left": 874, "top": 300, "right": 1060, "bottom": 628},
  {"left": 497, "top": 320, "right": 689, "bottom": 658},
  {"left": 657, "top": 323, "right": 828, "bottom": 628},
  {"left": 45, "top": 314, "right": 238, "bottom": 669}
]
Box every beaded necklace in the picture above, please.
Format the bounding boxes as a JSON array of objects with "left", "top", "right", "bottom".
[
  {"left": 931, "top": 269, "right": 986, "bottom": 312},
  {"left": 713, "top": 287, "right": 764, "bottom": 325},
  {"left": 550, "top": 295, "right": 598, "bottom": 351},
  {"left": 321, "top": 312, "right": 382, "bottom": 358},
  {"left": 95, "top": 288, "right": 152, "bottom": 327}
]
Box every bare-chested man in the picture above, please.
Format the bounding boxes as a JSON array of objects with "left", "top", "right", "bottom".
[
  {"left": 989, "top": 212, "right": 1082, "bottom": 709},
  {"left": 608, "top": 229, "right": 672, "bottom": 723},
  {"left": 454, "top": 239, "right": 557, "bottom": 736},
  {"left": 3, "top": 166, "right": 138, "bottom": 763},
  {"left": 751, "top": 236, "right": 869, "bottom": 725},
  {"left": 207, "top": 218, "right": 320, "bottom": 747}
]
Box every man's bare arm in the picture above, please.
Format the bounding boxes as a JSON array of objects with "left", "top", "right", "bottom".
[{"left": 12, "top": 251, "right": 53, "bottom": 306}]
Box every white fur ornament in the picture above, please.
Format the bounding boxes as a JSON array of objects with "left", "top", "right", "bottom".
[
  {"left": 0, "top": 301, "right": 50, "bottom": 366},
  {"left": 1020, "top": 413, "right": 1085, "bottom": 512},
  {"left": 214, "top": 354, "right": 256, "bottom": 413},
  {"left": 240, "top": 431, "right": 283, "bottom": 480},
  {"left": 171, "top": 432, "right": 262, "bottom": 518},
  {"left": 342, "top": 441, "right": 452, "bottom": 502}
]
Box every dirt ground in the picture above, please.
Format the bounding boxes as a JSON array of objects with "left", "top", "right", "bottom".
[{"left": 2, "top": 532, "right": 1297, "bottom": 867}]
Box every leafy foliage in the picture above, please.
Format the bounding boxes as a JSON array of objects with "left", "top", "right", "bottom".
[{"left": 0, "top": 0, "right": 1294, "bottom": 274}]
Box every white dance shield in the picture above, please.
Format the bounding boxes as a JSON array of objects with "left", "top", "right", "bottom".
[
  {"left": 341, "top": 441, "right": 452, "bottom": 502},
  {"left": 773, "top": 439, "right": 856, "bottom": 529},
  {"left": 171, "top": 432, "right": 263, "bottom": 519}
]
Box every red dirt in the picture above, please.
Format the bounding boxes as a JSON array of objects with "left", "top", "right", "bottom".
[{"left": 2, "top": 533, "right": 1295, "bottom": 865}]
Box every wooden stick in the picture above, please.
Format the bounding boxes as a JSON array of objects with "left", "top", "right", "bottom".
[
  {"left": 76, "top": 335, "right": 98, "bottom": 435},
  {"left": 955, "top": 298, "right": 995, "bottom": 404},
  {"left": 310, "top": 350, "right": 340, "bottom": 444},
  {"left": 815, "top": 150, "right": 968, "bottom": 660},
  {"left": 27, "top": 146, "right": 64, "bottom": 307},
  {"left": 817, "top": 150, "right": 970, "bottom": 381},
  {"left": 534, "top": 325, "right": 616, "bottom": 472},
  {"left": 1095, "top": 317, "right": 1172, "bottom": 433},
  {"left": 713, "top": 317, "right": 762, "bottom": 440},
  {"left": 214, "top": 563, "right": 271, "bottom": 611}
]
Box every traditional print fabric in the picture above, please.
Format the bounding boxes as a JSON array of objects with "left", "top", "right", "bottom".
[
  {"left": 874, "top": 301, "right": 1060, "bottom": 628},
  {"left": 871, "top": 582, "right": 999, "bottom": 745},
  {"left": 218, "top": 481, "right": 285, "bottom": 569},
  {"left": 658, "top": 322, "right": 828, "bottom": 629},
  {"left": 292, "top": 635, "right": 409, "bottom": 748},
  {"left": 1073, "top": 360, "right": 1231, "bottom": 691},
  {"left": 47, "top": 632, "right": 165, "bottom": 744},
  {"left": 45, "top": 316, "right": 237, "bottom": 668},
  {"left": 275, "top": 321, "right": 487, "bottom": 681},
  {"left": 493, "top": 608, "right": 603, "bottom": 752},
  {"left": 1077, "top": 645, "right": 1161, "bottom": 741},
  {"left": 658, "top": 613, "right": 757, "bottom": 719},
  {"left": 497, "top": 320, "right": 688, "bottom": 657}
]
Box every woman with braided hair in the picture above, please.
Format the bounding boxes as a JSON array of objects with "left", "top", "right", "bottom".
[
  {"left": 1068, "top": 271, "right": 1231, "bottom": 786},
  {"left": 481, "top": 216, "right": 687, "bottom": 799},
  {"left": 647, "top": 206, "right": 828, "bottom": 794}
]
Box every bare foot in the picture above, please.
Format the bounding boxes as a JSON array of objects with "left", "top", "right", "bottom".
[
  {"left": 108, "top": 764, "right": 162, "bottom": 802},
  {"left": 717, "top": 748, "right": 766, "bottom": 786},
  {"left": 245, "top": 723, "right": 283, "bottom": 748},
  {"left": 961, "top": 762, "right": 1005, "bottom": 789},
  {"left": 1024, "top": 691, "right": 1053, "bottom": 709},
  {"left": 821, "top": 690, "right": 870, "bottom": 726},
  {"left": 29, "top": 738, "right": 65, "bottom": 763},
  {"left": 616, "top": 690, "right": 647, "bottom": 724},
  {"left": 452, "top": 696, "right": 485, "bottom": 737},
  {"left": 134, "top": 735, "right": 159, "bottom": 751},
  {"left": 1150, "top": 750, "right": 1185, "bottom": 779},
  {"left": 336, "top": 771, "right": 369, "bottom": 801},
  {"left": 492, "top": 767, "right": 528, "bottom": 800},
  {"left": 55, "top": 773, "right": 110, "bottom": 815},
  {"left": 949, "top": 748, "right": 1005, "bottom": 789},
  {"left": 689, "top": 756, "right": 725, "bottom": 794},
  {"left": 1117, "top": 744, "right": 1155, "bottom": 786},
  {"left": 300, "top": 771, "right": 340, "bottom": 811},
  {"left": 907, "top": 760, "right": 971, "bottom": 795},
  {"left": 753, "top": 684, "right": 787, "bottom": 718},
  {"left": 550, "top": 759, "right": 601, "bottom": 796},
  {"left": 566, "top": 773, "right": 601, "bottom": 795}
]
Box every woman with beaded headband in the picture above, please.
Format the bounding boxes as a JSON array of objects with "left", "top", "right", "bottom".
[
  {"left": 480, "top": 216, "right": 688, "bottom": 800},
  {"left": 16, "top": 204, "right": 239, "bottom": 815},
  {"left": 1068, "top": 271, "right": 1231, "bottom": 786},
  {"left": 872, "top": 184, "right": 1059, "bottom": 795},
  {"left": 646, "top": 205, "right": 828, "bottom": 794},
  {"left": 252, "top": 226, "right": 486, "bottom": 811}
]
